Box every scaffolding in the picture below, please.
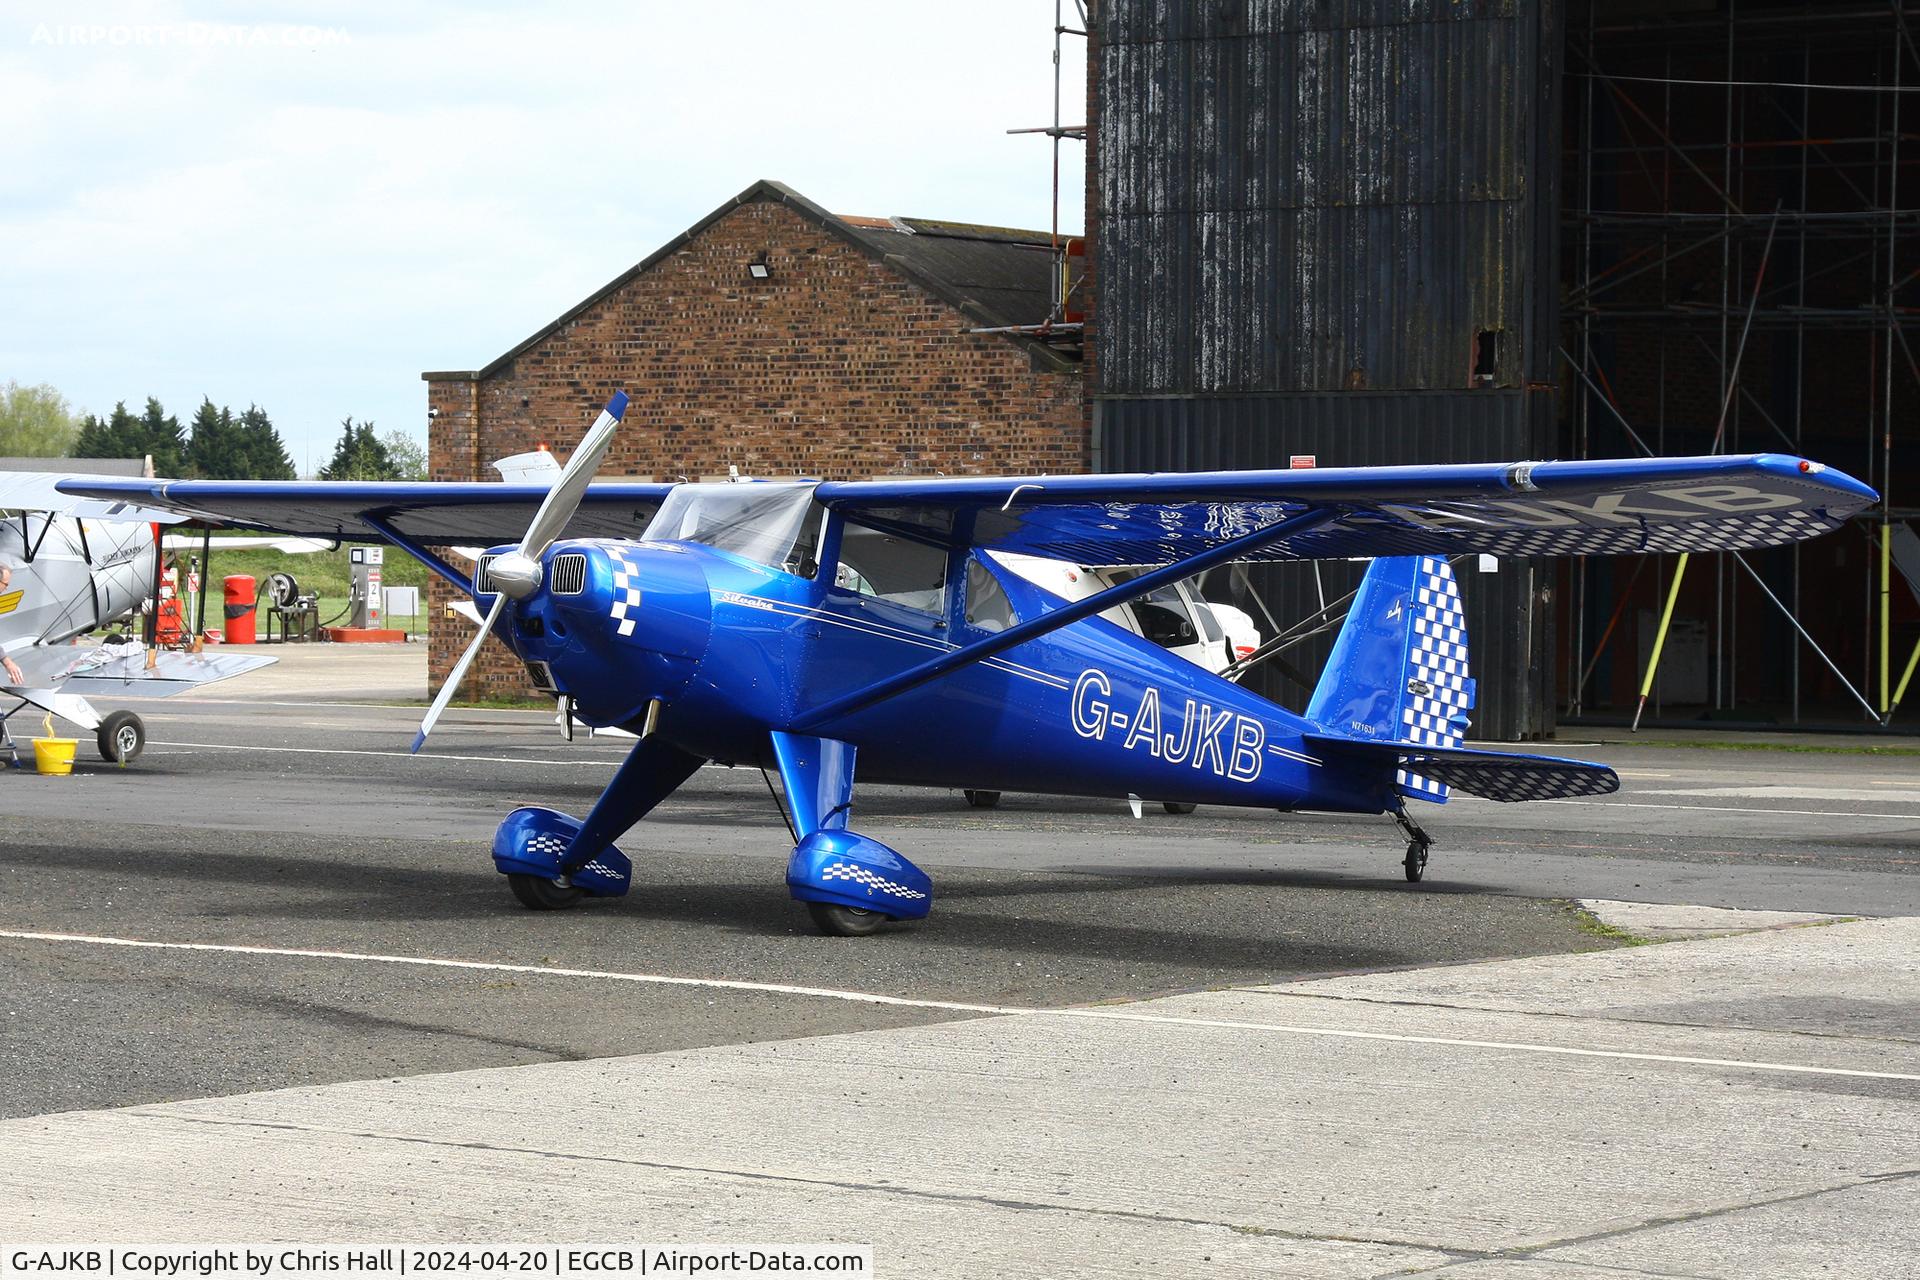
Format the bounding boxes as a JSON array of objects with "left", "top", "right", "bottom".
[
  {"left": 1562, "top": 0, "right": 1920, "bottom": 728},
  {"left": 983, "top": 0, "right": 1087, "bottom": 350}
]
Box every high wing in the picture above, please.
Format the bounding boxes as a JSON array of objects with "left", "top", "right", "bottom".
[
  {"left": 58, "top": 453, "right": 1875, "bottom": 561},
  {"left": 0, "top": 471, "right": 189, "bottom": 524},
  {"left": 52, "top": 478, "right": 675, "bottom": 544},
  {"left": 815, "top": 453, "right": 1876, "bottom": 563}
]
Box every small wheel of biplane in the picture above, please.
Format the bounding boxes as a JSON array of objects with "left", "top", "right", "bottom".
[
  {"left": 1403, "top": 840, "right": 1429, "bottom": 883},
  {"left": 807, "top": 902, "right": 892, "bottom": 937},
  {"left": 507, "top": 873, "right": 586, "bottom": 910},
  {"left": 1162, "top": 801, "right": 1197, "bottom": 815},
  {"left": 96, "top": 710, "right": 145, "bottom": 763},
  {"left": 963, "top": 789, "right": 1001, "bottom": 809}
]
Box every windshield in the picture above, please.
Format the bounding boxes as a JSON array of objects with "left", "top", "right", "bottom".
[{"left": 643, "top": 481, "right": 820, "bottom": 572}]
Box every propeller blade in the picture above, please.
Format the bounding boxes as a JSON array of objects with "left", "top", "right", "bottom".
[
  {"left": 413, "top": 391, "right": 627, "bottom": 752},
  {"left": 412, "top": 595, "right": 506, "bottom": 753},
  {"left": 518, "top": 390, "right": 630, "bottom": 561}
]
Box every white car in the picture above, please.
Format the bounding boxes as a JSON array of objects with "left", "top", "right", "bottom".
[
  {"left": 991, "top": 553, "right": 1259, "bottom": 677},
  {"left": 1205, "top": 601, "right": 1264, "bottom": 665}
]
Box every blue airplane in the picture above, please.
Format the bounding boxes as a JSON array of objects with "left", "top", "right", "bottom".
[{"left": 63, "top": 393, "right": 1878, "bottom": 935}]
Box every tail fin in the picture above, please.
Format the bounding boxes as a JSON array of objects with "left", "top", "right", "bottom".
[{"left": 1305, "top": 555, "right": 1476, "bottom": 801}]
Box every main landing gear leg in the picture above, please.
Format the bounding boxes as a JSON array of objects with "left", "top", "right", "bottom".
[
  {"left": 1392, "top": 805, "right": 1433, "bottom": 884},
  {"left": 492, "top": 734, "right": 706, "bottom": 910},
  {"left": 771, "top": 731, "right": 932, "bottom": 937}
]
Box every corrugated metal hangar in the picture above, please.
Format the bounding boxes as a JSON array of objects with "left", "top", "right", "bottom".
[{"left": 1085, "top": 0, "right": 1918, "bottom": 738}]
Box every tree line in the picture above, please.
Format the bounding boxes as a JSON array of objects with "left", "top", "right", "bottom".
[{"left": 0, "top": 379, "right": 427, "bottom": 481}]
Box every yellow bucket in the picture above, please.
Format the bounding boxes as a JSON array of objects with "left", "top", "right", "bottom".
[{"left": 32, "top": 738, "right": 77, "bottom": 776}]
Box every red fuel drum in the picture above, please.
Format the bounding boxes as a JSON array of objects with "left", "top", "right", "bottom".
[{"left": 223, "top": 574, "right": 257, "bottom": 644}]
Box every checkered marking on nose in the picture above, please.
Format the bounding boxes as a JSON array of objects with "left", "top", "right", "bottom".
[
  {"left": 821, "top": 861, "right": 928, "bottom": 901},
  {"left": 607, "top": 548, "right": 641, "bottom": 638},
  {"left": 1398, "top": 555, "right": 1473, "bottom": 801}
]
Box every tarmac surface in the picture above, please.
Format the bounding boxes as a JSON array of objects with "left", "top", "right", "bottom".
[{"left": 3, "top": 645, "right": 1919, "bottom": 1274}]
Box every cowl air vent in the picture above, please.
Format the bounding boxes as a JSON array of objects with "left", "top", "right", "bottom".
[
  {"left": 550, "top": 553, "right": 588, "bottom": 595},
  {"left": 473, "top": 554, "right": 497, "bottom": 595}
]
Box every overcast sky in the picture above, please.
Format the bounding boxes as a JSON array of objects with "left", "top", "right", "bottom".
[{"left": 1, "top": 1, "right": 1086, "bottom": 474}]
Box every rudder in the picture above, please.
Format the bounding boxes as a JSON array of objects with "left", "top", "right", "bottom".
[{"left": 1305, "top": 555, "right": 1476, "bottom": 801}]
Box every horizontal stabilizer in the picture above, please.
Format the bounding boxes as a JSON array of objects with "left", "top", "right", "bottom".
[{"left": 1302, "top": 735, "right": 1619, "bottom": 804}]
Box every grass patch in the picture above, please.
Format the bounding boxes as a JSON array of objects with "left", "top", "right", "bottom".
[
  {"left": 1565, "top": 904, "right": 1655, "bottom": 948},
  {"left": 1620, "top": 739, "right": 1920, "bottom": 757},
  {"left": 191, "top": 544, "right": 431, "bottom": 598},
  {"left": 176, "top": 545, "right": 432, "bottom": 636}
]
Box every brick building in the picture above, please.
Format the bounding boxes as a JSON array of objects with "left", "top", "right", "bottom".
[{"left": 423, "top": 179, "right": 1085, "bottom": 697}]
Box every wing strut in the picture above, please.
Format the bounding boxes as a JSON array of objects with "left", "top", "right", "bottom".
[
  {"left": 363, "top": 514, "right": 476, "bottom": 596},
  {"left": 788, "top": 505, "right": 1342, "bottom": 732}
]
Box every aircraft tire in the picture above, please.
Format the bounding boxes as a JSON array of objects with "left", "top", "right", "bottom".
[
  {"left": 507, "top": 873, "right": 586, "bottom": 910},
  {"left": 96, "top": 711, "right": 145, "bottom": 763},
  {"left": 807, "top": 902, "right": 891, "bottom": 937},
  {"left": 963, "top": 789, "right": 1001, "bottom": 809},
  {"left": 1162, "top": 802, "right": 1197, "bottom": 815},
  {"left": 1403, "top": 841, "right": 1428, "bottom": 883}
]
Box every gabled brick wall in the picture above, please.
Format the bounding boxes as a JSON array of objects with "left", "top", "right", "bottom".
[{"left": 425, "top": 197, "right": 1086, "bottom": 700}]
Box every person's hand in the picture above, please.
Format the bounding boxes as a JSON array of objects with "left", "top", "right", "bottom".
[{"left": 2, "top": 656, "right": 22, "bottom": 685}]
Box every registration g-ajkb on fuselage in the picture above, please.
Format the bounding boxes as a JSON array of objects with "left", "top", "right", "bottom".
[{"left": 62, "top": 392, "right": 1880, "bottom": 934}]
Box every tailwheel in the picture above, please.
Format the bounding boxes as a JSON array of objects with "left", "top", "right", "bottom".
[
  {"left": 508, "top": 873, "right": 586, "bottom": 910},
  {"left": 1392, "top": 805, "right": 1433, "bottom": 883},
  {"left": 807, "top": 902, "right": 892, "bottom": 937},
  {"left": 1403, "top": 840, "right": 1429, "bottom": 883},
  {"left": 1162, "top": 802, "right": 1197, "bottom": 815},
  {"left": 963, "top": 789, "right": 1001, "bottom": 809}
]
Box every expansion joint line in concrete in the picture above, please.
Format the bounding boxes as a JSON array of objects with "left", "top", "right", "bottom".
[
  {"left": 1250, "top": 988, "right": 1920, "bottom": 1050},
  {"left": 1397, "top": 1166, "right": 1920, "bottom": 1276},
  {"left": 131, "top": 1110, "right": 1480, "bottom": 1259}
]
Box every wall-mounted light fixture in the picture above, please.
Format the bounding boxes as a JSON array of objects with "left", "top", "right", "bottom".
[{"left": 747, "top": 253, "right": 771, "bottom": 281}]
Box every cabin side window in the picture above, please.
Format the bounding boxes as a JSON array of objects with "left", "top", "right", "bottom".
[
  {"left": 963, "top": 555, "right": 1017, "bottom": 633},
  {"left": 835, "top": 525, "right": 948, "bottom": 615}
]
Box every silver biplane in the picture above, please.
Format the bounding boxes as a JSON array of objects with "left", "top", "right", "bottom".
[{"left": 0, "top": 471, "right": 281, "bottom": 766}]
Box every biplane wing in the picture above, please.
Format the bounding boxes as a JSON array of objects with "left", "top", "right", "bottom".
[
  {"left": 58, "top": 452, "right": 1875, "bottom": 560},
  {"left": 0, "top": 471, "right": 188, "bottom": 524},
  {"left": 2, "top": 641, "right": 276, "bottom": 705}
]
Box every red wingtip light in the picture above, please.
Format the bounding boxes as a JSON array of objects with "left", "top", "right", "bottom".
[{"left": 1799, "top": 460, "right": 1813, "bottom": 472}]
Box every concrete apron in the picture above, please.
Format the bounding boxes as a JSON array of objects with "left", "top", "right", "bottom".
[{"left": 5, "top": 916, "right": 1917, "bottom": 1278}]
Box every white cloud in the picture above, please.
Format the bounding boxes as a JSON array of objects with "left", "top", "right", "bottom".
[{"left": 0, "top": 0, "right": 1086, "bottom": 470}]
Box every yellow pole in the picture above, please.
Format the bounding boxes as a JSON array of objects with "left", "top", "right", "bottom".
[
  {"left": 1632, "top": 553, "right": 1689, "bottom": 732},
  {"left": 1889, "top": 634, "right": 1920, "bottom": 720},
  {"left": 1881, "top": 522, "right": 1893, "bottom": 716}
]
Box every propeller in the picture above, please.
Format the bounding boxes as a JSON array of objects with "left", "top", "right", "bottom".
[{"left": 412, "top": 390, "right": 630, "bottom": 753}]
